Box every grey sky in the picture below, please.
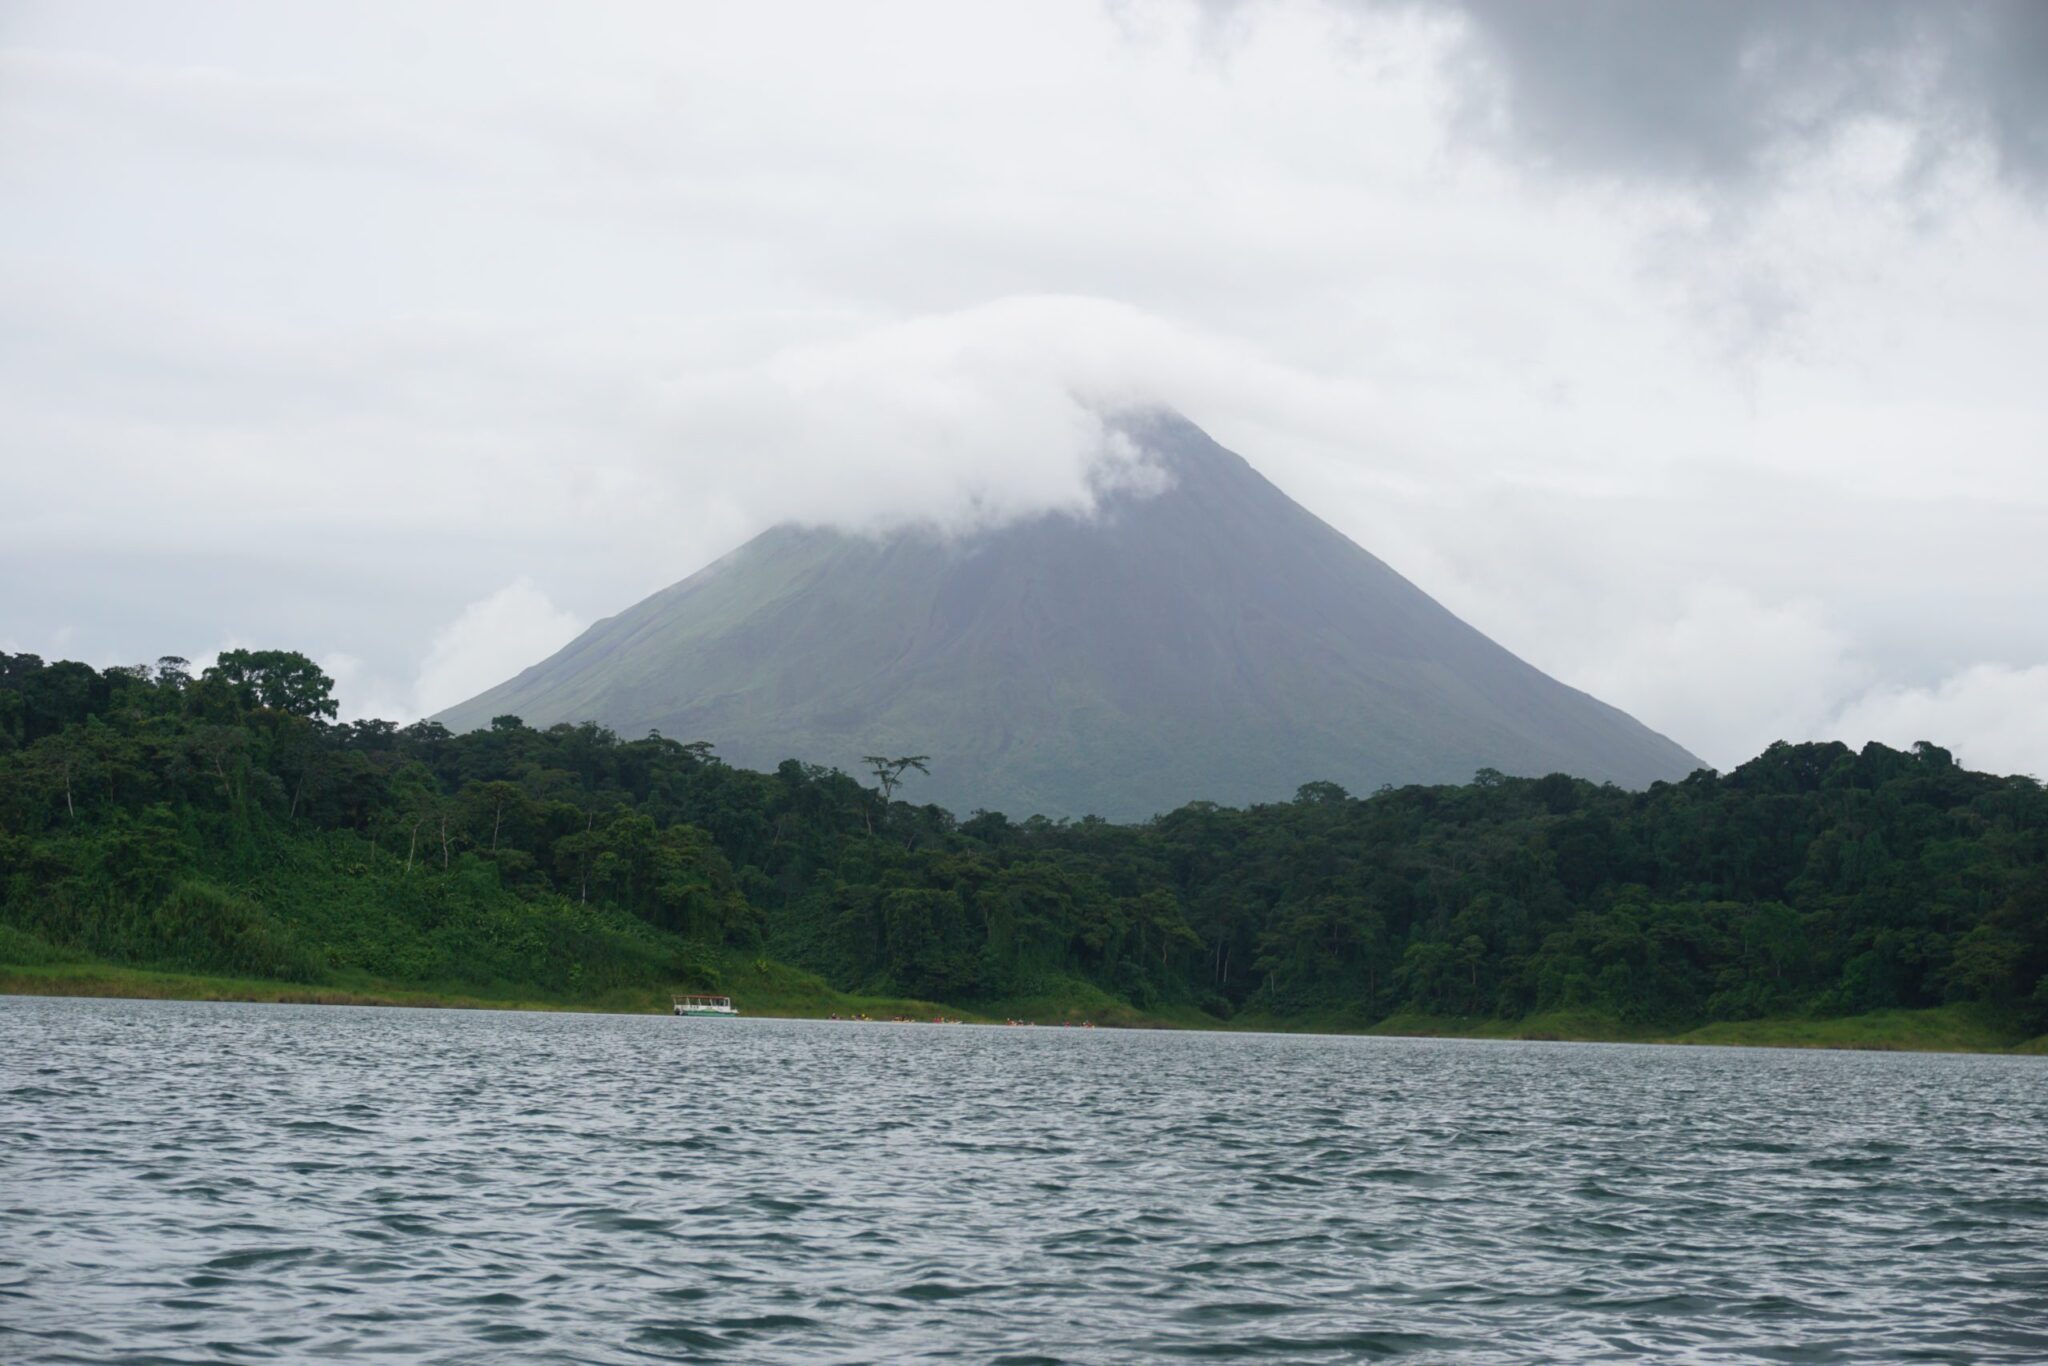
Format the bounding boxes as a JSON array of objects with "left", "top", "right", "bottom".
[
  {"left": 1444, "top": 0, "right": 2048, "bottom": 188},
  {"left": 3, "top": 0, "right": 2046, "bottom": 777}
]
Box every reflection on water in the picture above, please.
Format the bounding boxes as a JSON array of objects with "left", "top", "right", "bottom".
[{"left": 3, "top": 997, "right": 2045, "bottom": 1361}]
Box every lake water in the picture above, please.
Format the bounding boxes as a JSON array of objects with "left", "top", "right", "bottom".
[{"left": 3, "top": 998, "right": 2045, "bottom": 1362}]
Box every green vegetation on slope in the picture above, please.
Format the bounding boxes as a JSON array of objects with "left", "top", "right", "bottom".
[
  {"left": 3, "top": 648, "right": 2046, "bottom": 1049},
  {"left": 433, "top": 413, "right": 1699, "bottom": 820}
]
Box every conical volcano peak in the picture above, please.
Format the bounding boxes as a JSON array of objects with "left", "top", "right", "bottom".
[
  {"left": 1105, "top": 406, "right": 1250, "bottom": 478},
  {"left": 1064, "top": 406, "right": 1274, "bottom": 530},
  {"left": 437, "top": 416, "right": 1699, "bottom": 818}
]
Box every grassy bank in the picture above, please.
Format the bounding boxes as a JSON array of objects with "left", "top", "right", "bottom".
[
  {"left": 1669, "top": 1004, "right": 2040, "bottom": 1053},
  {"left": 5, "top": 954, "right": 2043, "bottom": 1054},
  {"left": 0, "top": 954, "right": 973, "bottom": 1023},
  {"left": 0, "top": 960, "right": 640, "bottom": 1012},
  {"left": 1341, "top": 1003, "right": 2045, "bottom": 1054}
]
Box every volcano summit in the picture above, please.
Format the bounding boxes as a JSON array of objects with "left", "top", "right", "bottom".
[{"left": 437, "top": 413, "right": 1699, "bottom": 817}]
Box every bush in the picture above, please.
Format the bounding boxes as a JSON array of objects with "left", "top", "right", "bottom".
[
  {"left": 0, "top": 921, "right": 71, "bottom": 966},
  {"left": 149, "top": 881, "right": 325, "bottom": 982}
]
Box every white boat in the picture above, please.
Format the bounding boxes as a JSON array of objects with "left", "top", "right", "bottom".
[{"left": 672, "top": 994, "right": 739, "bottom": 1017}]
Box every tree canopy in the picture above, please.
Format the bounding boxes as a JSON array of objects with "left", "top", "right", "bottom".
[{"left": 2, "top": 648, "right": 2044, "bottom": 1030}]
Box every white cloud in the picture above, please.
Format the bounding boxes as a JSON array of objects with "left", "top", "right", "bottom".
[
  {"left": 408, "top": 581, "right": 585, "bottom": 722},
  {"left": 318, "top": 651, "right": 416, "bottom": 727},
  {"left": 1566, "top": 587, "right": 1866, "bottom": 770},
  {"left": 657, "top": 295, "right": 1361, "bottom": 536},
  {"left": 1827, "top": 664, "right": 2048, "bottom": 781},
  {"left": 2, "top": 1, "right": 2046, "bottom": 774},
  {"left": 1569, "top": 587, "right": 2048, "bottom": 779}
]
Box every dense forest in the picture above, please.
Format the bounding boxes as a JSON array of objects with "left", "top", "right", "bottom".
[{"left": 3, "top": 649, "right": 2045, "bottom": 1031}]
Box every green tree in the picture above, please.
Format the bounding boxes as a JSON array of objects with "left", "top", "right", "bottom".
[{"left": 204, "top": 650, "right": 338, "bottom": 720}]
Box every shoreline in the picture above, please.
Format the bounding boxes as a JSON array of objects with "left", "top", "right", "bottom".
[{"left": 5, "top": 961, "right": 2043, "bottom": 1056}]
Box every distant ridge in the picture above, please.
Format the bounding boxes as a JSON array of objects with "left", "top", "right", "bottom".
[{"left": 437, "top": 411, "right": 1701, "bottom": 817}]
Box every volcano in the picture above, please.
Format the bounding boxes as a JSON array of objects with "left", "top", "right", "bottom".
[{"left": 436, "top": 412, "right": 1699, "bottom": 817}]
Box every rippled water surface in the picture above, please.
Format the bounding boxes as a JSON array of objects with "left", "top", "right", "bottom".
[{"left": 4, "top": 998, "right": 2046, "bottom": 1362}]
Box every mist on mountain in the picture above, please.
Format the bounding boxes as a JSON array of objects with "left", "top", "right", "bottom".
[{"left": 437, "top": 412, "right": 1700, "bottom": 817}]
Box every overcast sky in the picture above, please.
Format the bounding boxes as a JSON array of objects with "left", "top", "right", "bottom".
[{"left": 4, "top": 0, "right": 2047, "bottom": 777}]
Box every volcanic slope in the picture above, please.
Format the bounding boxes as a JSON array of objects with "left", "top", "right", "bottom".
[{"left": 437, "top": 413, "right": 1701, "bottom": 817}]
